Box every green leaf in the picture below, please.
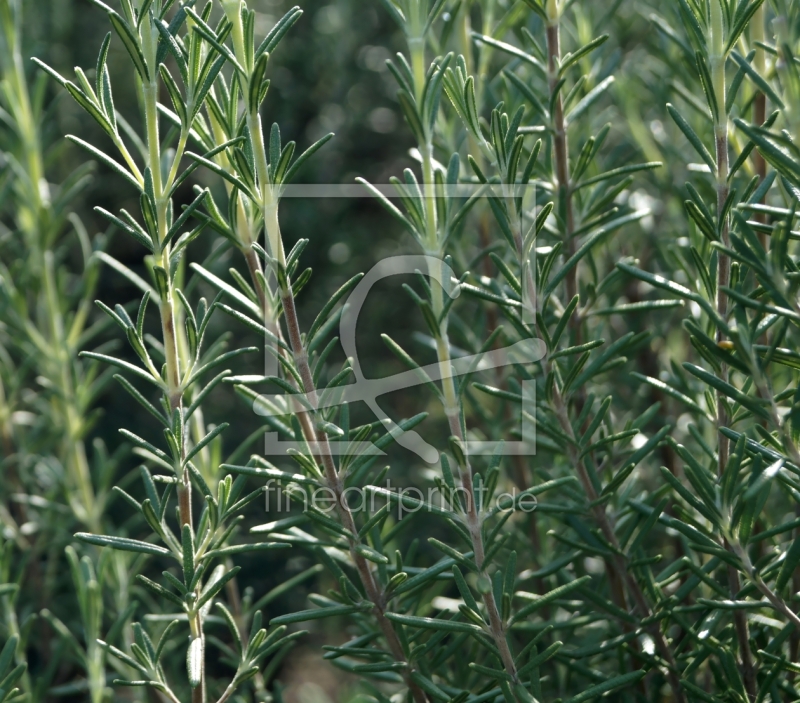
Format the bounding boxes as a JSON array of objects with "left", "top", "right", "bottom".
[
  {"left": 734, "top": 118, "right": 800, "bottom": 187},
  {"left": 196, "top": 566, "right": 241, "bottom": 610},
  {"left": 108, "top": 10, "right": 150, "bottom": 81},
  {"left": 96, "top": 252, "right": 154, "bottom": 295},
  {"left": 683, "top": 363, "right": 770, "bottom": 420},
  {"left": 561, "top": 671, "right": 646, "bottom": 703},
  {"left": 185, "top": 8, "right": 244, "bottom": 75},
  {"left": 575, "top": 162, "right": 661, "bottom": 191},
  {"left": 136, "top": 574, "right": 184, "bottom": 607},
  {"left": 255, "top": 5, "right": 303, "bottom": 59},
  {"left": 80, "top": 351, "right": 161, "bottom": 386},
  {"left": 114, "top": 374, "right": 167, "bottom": 425},
  {"left": 566, "top": 76, "right": 615, "bottom": 125},
  {"left": 517, "top": 641, "right": 562, "bottom": 676},
  {"left": 203, "top": 542, "right": 290, "bottom": 561},
  {"left": 271, "top": 604, "right": 370, "bottom": 625},
  {"left": 472, "top": 34, "right": 545, "bottom": 73},
  {"left": 695, "top": 51, "right": 719, "bottom": 123},
  {"left": 384, "top": 612, "right": 483, "bottom": 634},
  {"left": 775, "top": 535, "right": 800, "bottom": 593},
  {"left": 666, "top": 104, "right": 716, "bottom": 172},
  {"left": 511, "top": 576, "right": 592, "bottom": 623},
  {"left": 185, "top": 423, "right": 229, "bottom": 464},
  {"left": 67, "top": 136, "right": 142, "bottom": 191},
  {"left": 545, "top": 211, "right": 647, "bottom": 298},
  {"left": 222, "top": 463, "right": 322, "bottom": 488},
  {"left": 186, "top": 151, "right": 259, "bottom": 203},
  {"left": 283, "top": 133, "right": 334, "bottom": 185},
  {"left": 731, "top": 51, "right": 783, "bottom": 108},
  {"left": 307, "top": 273, "right": 364, "bottom": 342},
  {"left": 61, "top": 81, "right": 116, "bottom": 139},
  {"left": 163, "top": 188, "right": 208, "bottom": 249},
  {"left": 726, "top": 0, "right": 766, "bottom": 54},
  {"left": 559, "top": 35, "right": 609, "bottom": 76},
  {"left": 382, "top": 335, "right": 441, "bottom": 399},
  {"left": 503, "top": 70, "right": 547, "bottom": 120},
  {"left": 249, "top": 52, "right": 269, "bottom": 114},
  {"left": 75, "top": 533, "right": 172, "bottom": 557}
]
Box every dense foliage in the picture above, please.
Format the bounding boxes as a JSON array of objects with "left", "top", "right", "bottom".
[{"left": 5, "top": 0, "right": 800, "bottom": 701}]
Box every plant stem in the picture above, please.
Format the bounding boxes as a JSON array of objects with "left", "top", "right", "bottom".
[
  {"left": 546, "top": 12, "right": 576, "bottom": 316},
  {"left": 142, "top": 17, "right": 201, "bottom": 695},
  {"left": 709, "top": 5, "right": 756, "bottom": 692},
  {"left": 548, "top": 378, "right": 687, "bottom": 703},
  {"left": 2, "top": 5, "right": 99, "bottom": 533},
  {"left": 727, "top": 562, "right": 757, "bottom": 700},
  {"left": 237, "top": 49, "right": 428, "bottom": 695},
  {"left": 278, "top": 263, "right": 429, "bottom": 703},
  {"left": 228, "top": 28, "right": 423, "bottom": 691},
  {"left": 715, "top": 116, "right": 730, "bottom": 477},
  {"left": 430, "top": 254, "right": 520, "bottom": 682},
  {"left": 143, "top": 37, "right": 193, "bottom": 530},
  {"left": 545, "top": 7, "right": 657, "bottom": 686},
  {"left": 44, "top": 252, "right": 97, "bottom": 529},
  {"left": 412, "top": 26, "right": 522, "bottom": 687},
  {"left": 730, "top": 540, "right": 800, "bottom": 630},
  {"left": 710, "top": 0, "right": 731, "bottom": 478}
]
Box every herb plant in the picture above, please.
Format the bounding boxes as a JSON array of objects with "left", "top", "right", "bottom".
[{"left": 6, "top": 0, "right": 800, "bottom": 701}]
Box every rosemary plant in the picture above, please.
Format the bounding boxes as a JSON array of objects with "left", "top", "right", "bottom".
[
  {"left": 0, "top": 0, "right": 133, "bottom": 699},
  {"left": 33, "top": 1, "right": 307, "bottom": 700},
  {"left": 9, "top": 0, "right": 800, "bottom": 701},
  {"left": 622, "top": 0, "right": 800, "bottom": 699}
]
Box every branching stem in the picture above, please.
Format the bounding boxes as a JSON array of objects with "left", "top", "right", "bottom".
[
  {"left": 548, "top": 377, "right": 687, "bottom": 703},
  {"left": 232, "top": 20, "right": 428, "bottom": 690}
]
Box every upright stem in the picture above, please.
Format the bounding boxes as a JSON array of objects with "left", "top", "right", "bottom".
[
  {"left": 4, "top": 14, "right": 45, "bottom": 243},
  {"left": 709, "top": 0, "right": 730, "bottom": 478},
  {"left": 222, "top": 31, "right": 420, "bottom": 689},
  {"left": 207, "top": 88, "right": 319, "bottom": 448},
  {"left": 546, "top": 12, "right": 576, "bottom": 310},
  {"left": 548, "top": 378, "right": 687, "bottom": 703},
  {"left": 2, "top": 4, "right": 98, "bottom": 534},
  {"left": 430, "top": 252, "right": 520, "bottom": 682},
  {"left": 239, "top": 70, "right": 428, "bottom": 698},
  {"left": 715, "top": 117, "right": 731, "bottom": 477},
  {"left": 411, "top": 34, "right": 521, "bottom": 686},
  {"left": 143, "top": 41, "right": 193, "bottom": 530},
  {"left": 44, "top": 253, "right": 97, "bottom": 529},
  {"left": 143, "top": 18, "right": 200, "bottom": 697},
  {"left": 709, "top": 5, "right": 754, "bottom": 694},
  {"left": 729, "top": 540, "right": 800, "bottom": 631},
  {"left": 278, "top": 255, "right": 428, "bottom": 703},
  {"left": 1, "top": 590, "right": 32, "bottom": 696}
]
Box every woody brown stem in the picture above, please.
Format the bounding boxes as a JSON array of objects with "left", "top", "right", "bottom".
[
  {"left": 726, "top": 560, "right": 756, "bottom": 700},
  {"left": 549, "top": 378, "right": 686, "bottom": 703},
  {"left": 447, "top": 413, "right": 519, "bottom": 681},
  {"left": 279, "top": 283, "right": 428, "bottom": 703}
]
